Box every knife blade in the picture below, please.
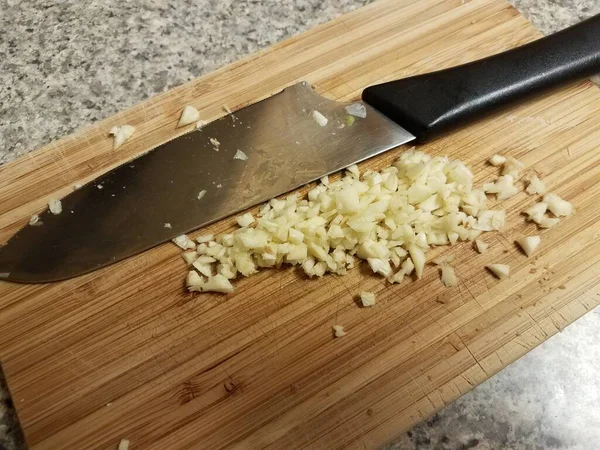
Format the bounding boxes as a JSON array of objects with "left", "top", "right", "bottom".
[
  {"left": 0, "top": 82, "right": 413, "bottom": 282},
  {"left": 2, "top": 13, "right": 600, "bottom": 283}
]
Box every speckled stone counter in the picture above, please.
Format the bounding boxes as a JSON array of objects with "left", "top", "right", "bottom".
[{"left": 1, "top": 1, "right": 600, "bottom": 449}]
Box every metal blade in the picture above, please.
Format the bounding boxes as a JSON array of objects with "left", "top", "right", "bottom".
[{"left": 0, "top": 82, "right": 414, "bottom": 283}]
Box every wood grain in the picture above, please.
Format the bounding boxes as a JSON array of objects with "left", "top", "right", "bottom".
[{"left": 1, "top": 0, "right": 600, "bottom": 448}]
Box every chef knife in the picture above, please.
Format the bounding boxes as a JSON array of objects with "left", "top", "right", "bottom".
[{"left": 1, "top": 14, "right": 599, "bottom": 283}]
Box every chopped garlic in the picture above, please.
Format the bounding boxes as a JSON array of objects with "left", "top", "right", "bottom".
[
  {"left": 48, "top": 199, "right": 62, "bottom": 215},
  {"left": 368, "top": 258, "right": 392, "bottom": 277},
  {"left": 209, "top": 138, "right": 220, "bottom": 148},
  {"left": 345, "top": 103, "right": 367, "bottom": 118},
  {"left": 346, "top": 164, "right": 359, "bottom": 178},
  {"left": 178, "top": 105, "right": 200, "bottom": 127},
  {"left": 407, "top": 244, "right": 426, "bottom": 279},
  {"left": 440, "top": 265, "right": 458, "bottom": 287},
  {"left": 502, "top": 156, "right": 525, "bottom": 177},
  {"left": 164, "top": 222, "right": 172, "bottom": 229},
  {"left": 359, "top": 291, "right": 376, "bottom": 307},
  {"left": 432, "top": 254, "right": 455, "bottom": 266},
  {"left": 312, "top": 110, "right": 328, "bottom": 127},
  {"left": 333, "top": 324, "right": 346, "bottom": 337},
  {"left": 176, "top": 149, "right": 526, "bottom": 294},
  {"left": 73, "top": 183, "right": 82, "bottom": 190},
  {"left": 196, "top": 234, "right": 214, "bottom": 243},
  {"left": 474, "top": 239, "right": 488, "bottom": 254},
  {"left": 516, "top": 236, "right": 540, "bottom": 257},
  {"left": 483, "top": 175, "right": 519, "bottom": 200},
  {"left": 486, "top": 263, "right": 510, "bottom": 279},
  {"left": 525, "top": 175, "right": 546, "bottom": 195},
  {"left": 390, "top": 257, "right": 415, "bottom": 284},
  {"left": 182, "top": 252, "right": 197, "bottom": 265},
  {"left": 186, "top": 271, "right": 204, "bottom": 291},
  {"left": 320, "top": 175, "right": 329, "bottom": 185},
  {"left": 233, "top": 149, "right": 248, "bottom": 161},
  {"left": 196, "top": 120, "right": 208, "bottom": 129},
  {"left": 488, "top": 154, "right": 507, "bottom": 166},
  {"left": 109, "top": 125, "right": 135, "bottom": 150},
  {"left": 218, "top": 263, "right": 237, "bottom": 279},
  {"left": 236, "top": 213, "right": 255, "bottom": 228},
  {"left": 202, "top": 274, "right": 234, "bottom": 293},
  {"left": 474, "top": 210, "right": 505, "bottom": 231},
  {"left": 523, "top": 202, "right": 547, "bottom": 224},
  {"left": 192, "top": 261, "right": 212, "bottom": 279},
  {"left": 540, "top": 217, "right": 560, "bottom": 228},
  {"left": 197, "top": 190, "right": 207, "bottom": 201},
  {"left": 543, "top": 193, "right": 573, "bottom": 217},
  {"left": 118, "top": 439, "right": 130, "bottom": 450},
  {"left": 173, "top": 234, "right": 195, "bottom": 250},
  {"left": 29, "top": 214, "right": 42, "bottom": 226}
]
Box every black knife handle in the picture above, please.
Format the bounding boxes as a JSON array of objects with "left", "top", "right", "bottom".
[{"left": 362, "top": 14, "right": 600, "bottom": 142}]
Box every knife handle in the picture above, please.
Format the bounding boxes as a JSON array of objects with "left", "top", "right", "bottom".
[{"left": 362, "top": 13, "right": 600, "bottom": 142}]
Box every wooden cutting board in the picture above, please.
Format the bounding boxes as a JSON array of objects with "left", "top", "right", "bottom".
[{"left": 1, "top": 0, "right": 600, "bottom": 448}]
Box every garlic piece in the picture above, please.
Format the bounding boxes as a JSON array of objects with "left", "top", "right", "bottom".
[
  {"left": 474, "top": 239, "right": 489, "bottom": 254},
  {"left": 483, "top": 175, "right": 519, "bottom": 200},
  {"left": 236, "top": 212, "right": 255, "bottom": 228},
  {"left": 312, "top": 110, "right": 328, "bottom": 127},
  {"left": 173, "top": 234, "right": 196, "bottom": 250},
  {"left": 540, "top": 217, "right": 560, "bottom": 229},
  {"left": 440, "top": 265, "right": 458, "bottom": 287},
  {"left": 502, "top": 156, "right": 525, "bottom": 177},
  {"left": 345, "top": 103, "right": 367, "bottom": 118},
  {"left": 543, "top": 193, "right": 573, "bottom": 217},
  {"left": 359, "top": 291, "right": 376, "bottom": 307},
  {"left": 523, "top": 202, "right": 547, "bottom": 224},
  {"left": 109, "top": 125, "right": 135, "bottom": 150},
  {"left": 197, "top": 190, "right": 207, "bottom": 201},
  {"left": 118, "top": 439, "right": 130, "bottom": 450},
  {"left": 488, "top": 154, "right": 507, "bottom": 166},
  {"left": 48, "top": 199, "right": 62, "bottom": 215},
  {"left": 333, "top": 324, "right": 346, "bottom": 337},
  {"left": 525, "top": 175, "right": 546, "bottom": 195},
  {"left": 29, "top": 214, "right": 42, "bottom": 226},
  {"left": 407, "top": 244, "right": 426, "bottom": 279},
  {"left": 346, "top": 164, "right": 359, "bottom": 178},
  {"left": 186, "top": 271, "right": 204, "bottom": 292},
  {"left": 390, "top": 258, "right": 414, "bottom": 284},
  {"left": 486, "top": 263, "right": 510, "bottom": 279},
  {"left": 432, "top": 254, "right": 455, "bottom": 266},
  {"left": 182, "top": 252, "right": 198, "bottom": 265},
  {"left": 516, "top": 236, "right": 540, "bottom": 257},
  {"left": 178, "top": 105, "right": 200, "bottom": 127},
  {"left": 474, "top": 210, "right": 505, "bottom": 231},
  {"left": 202, "top": 274, "right": 234, "bottom": 293},
  {"left": 233, "top": 149, "right": 248, "bottom": 161}
]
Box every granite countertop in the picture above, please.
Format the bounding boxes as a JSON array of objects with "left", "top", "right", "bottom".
[{"left": 1, "top": 1, "right": 600, "bottom": 449}]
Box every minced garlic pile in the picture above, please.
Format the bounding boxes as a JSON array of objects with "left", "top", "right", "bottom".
[{"left": 172, "top": 150, "right": 573, "bottom": 294}]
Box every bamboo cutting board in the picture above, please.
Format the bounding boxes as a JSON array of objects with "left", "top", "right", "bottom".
[{"left": 1, "top": 0, "right": 600, "bottom": 448}]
